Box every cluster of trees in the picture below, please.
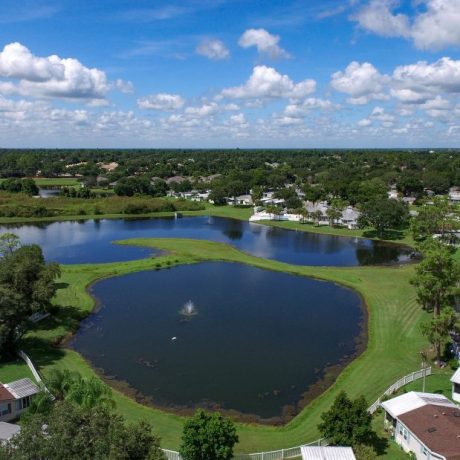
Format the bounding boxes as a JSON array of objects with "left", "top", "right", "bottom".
[
  {"left": 411, "top": 196, "right": 460, "bottom": 243},
  {"left": 1, "top": 367, "right": 240, "bottom": 460},
  {"left": 411, "top": 239, "right": 460, "bottom": 363},
  {"left": 0, "top": 369, "right": 165, "bottom": 460},
  {"left": 60, "top": 186, "right": 97, "bottom": 199},
  {"left": 0, "top": 234, "right": 60, "bottom": 358},
  {"left": 0, "top": 178, "right": 38, "bottom": 196},
  {"left": 409, "top": 198, "right": 460, "bottom": 364},
  {"left": 114, "top": 177, "right": 168, "bottom": 197}
]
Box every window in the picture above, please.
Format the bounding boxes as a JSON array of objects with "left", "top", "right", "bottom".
[
  {"left": 22, "top": 396, "right": 30, "bottom": 409},
  {"left": 0, "top": 403, "right": 11, "bottom": 416}
]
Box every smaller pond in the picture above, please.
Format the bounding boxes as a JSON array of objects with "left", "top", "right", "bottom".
[{"left": 71, "top": 262, "right": 365, "bottom": 420}]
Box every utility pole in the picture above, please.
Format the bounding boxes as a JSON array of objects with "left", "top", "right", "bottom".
[{"left": 420, "top": 351, "right": 427, "bottom": 392}]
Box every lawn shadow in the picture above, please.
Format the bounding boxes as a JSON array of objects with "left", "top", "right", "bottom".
[
  {"left": 30, "top": 304, "right": 86, "bottom": 335},
  {"left": 18, "top": 336, "right": 66, "bottom": 369},
  {"left": 362, "top": 229, "right": 406, "bottom": 241}
]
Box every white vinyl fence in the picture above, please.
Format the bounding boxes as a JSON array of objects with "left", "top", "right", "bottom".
[
  {"left": 367, "top": 367, "right": 431, "bottom": 414},
  {"left": 162, "top": 367, "right": 431, "bottom": 460},
  {"left": 18, "top": 350, "right": 44, "bottom": 385}
]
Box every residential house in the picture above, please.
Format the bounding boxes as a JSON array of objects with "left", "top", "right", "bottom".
[
  {"left": 300, "top": 446, "right": 356, "bottom": 460},
  {"left": 451, "top": 368, "right": 460, "bottom": 403},
  {"left": 381, "top": 391, "right": 460, "bottom": 459},
  {"left": 166, "top": 176, "right": 186, "bottom": 185},
  {"left": 0, "top": 378, "right": 39, "bottom": 423},
  {"left": 341, "top": 206, "right": 360, "bottom": 229},
  {"left": 449, "top": 187, "right": 460, "bottom": 203},
  {"left": 305, "top": 201, "right": 329, "bottom": 225}
]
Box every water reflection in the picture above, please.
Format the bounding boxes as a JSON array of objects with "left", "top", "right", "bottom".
[{"left": 0, "top": 216, "right": 412, "bottom": 266}]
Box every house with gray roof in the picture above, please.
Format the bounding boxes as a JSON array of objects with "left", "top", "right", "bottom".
[
  {"left": 381, "top": 391, "right": 460, "bottom": 460},
  {"left": 0, "top": 378, "right": 39, "bottom": 422}
]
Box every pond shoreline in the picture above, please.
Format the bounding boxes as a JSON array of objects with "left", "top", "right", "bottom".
[{"left": 66, "top": 257, "right": 369, "bottom": 425}]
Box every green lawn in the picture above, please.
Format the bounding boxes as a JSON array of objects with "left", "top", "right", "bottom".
[
  {"left": 9, "top": 237, "right": 430, "bottom": 456},
  {"left": 33, "top": 177, "right": 81, "bottom": 187},
  {"left": 0, "top": 358, "right": 35, "bottom": 383}
]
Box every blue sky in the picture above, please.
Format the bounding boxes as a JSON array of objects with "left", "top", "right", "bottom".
[{"left": 0, "top": 0, "right": 460, "bottom": 148}]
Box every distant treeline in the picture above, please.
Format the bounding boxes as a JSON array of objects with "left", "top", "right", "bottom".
[{"left": 0, "top": 149, "right": 459, "bottom": 201}]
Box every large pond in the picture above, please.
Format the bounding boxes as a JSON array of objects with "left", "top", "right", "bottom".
[
  {"left": 71, "top": 262, "right": 365, "bottom": 420},
  {"left": 0, "top": 216, "right": 412, "bottom": 266}
]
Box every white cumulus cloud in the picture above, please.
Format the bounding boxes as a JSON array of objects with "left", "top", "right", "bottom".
[
  {"left": 331, "top": 61, "right": 388, "bottom": 104},
  {"left": 353, "top": 0, "right": 460, "bottom": 51},
  {"left": 196, "top": 39, "right": 229, "bottom": 60},
  {"left": 137, "top": 93, "right": 184, "bottom": 110},
  {"left": 0, "top": 42, "right": 109, "bottom": 101},
  {"left": 220, "top": 65, "right": 315, "bottom": 100},
  {"left": 238, "top": 29, "right": 289, "bottom": 59}
]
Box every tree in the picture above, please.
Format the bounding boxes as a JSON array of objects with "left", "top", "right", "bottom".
[
  {"left": 0, "top": 401, "right": 165, "bottom": 460},
  {"left": 318, "top": 391, "right": 374, "bottom": 447},
  {"left": 313, "top": 210, "right": 323, "bottom": 226},
  {"left": 411, "top": 239, "right": 460, "bottom": 317},
  {"left": 46, "top": 369, "right": 115, "bottom": 410},
  {"left": 209, "top": 187, "right": 227, "bottom": 206},
  {"left": 179, "top": 409, "right": 238, "bottom": 460},
  {"left": 354, "top": 444, "right": 377, "bottom": 460},
  {"left": 411, "top": 196, "right": 459, "bottom": 242},
  {"left": 0, "top": 233, "right": 21, "bottom": 257},
  {"left": 326, "top": 202, "right": 343, "bottom": 227},
  {"left": 421, "top": 307, "right": 459, "bottom": 363},
  {"left": 66, "top": 375, "right": 115, "bottom": 410},
  {"left": 358, "top": 198, "right": 409, "bottom": 237},
  {"left": 0, "top": 240, "right": 60, "bottom": 357}
]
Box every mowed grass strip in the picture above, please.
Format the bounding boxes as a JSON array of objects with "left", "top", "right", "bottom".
[{"left": 12, "top": 238, "right": 427, "bottom": 454}]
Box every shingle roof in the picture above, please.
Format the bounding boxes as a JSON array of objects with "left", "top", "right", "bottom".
[
  {"left": 0, "top": 386, "right": 14, "bottom": 402},
  {"left": 301, "top": 446, "right": 356, "bottom": 460},
  {"left": 399, "top": 404, "right": 460, "bottom": 460},
  {"left": 4, "top": 378, "right": 39, "bottom": 399}
]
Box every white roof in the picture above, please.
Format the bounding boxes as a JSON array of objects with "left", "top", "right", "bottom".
[
  {"left": 0, "top": 422, "right": 20, "bottom": 441},
  {"left": 341, "top": 207, "right": 360, "bottom": 220},
  {"left": 301, "top": 446, "right": 356, "bottom": 460},
  {"left": 4, "top": 378, "right": 39, "bottom": 399},
  {"left": 381, "top": 391, "right": 456, "bottom": 419},
  {"left": 451, "top": 367, "right": 460, "bottom": 384}
]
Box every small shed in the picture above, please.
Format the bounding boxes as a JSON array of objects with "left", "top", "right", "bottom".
[
  {"left": 450, "top": 367, "right": 460, "bottom": 403},
  {"left": 300, "top": 446, "right": 356, "bottom": 460}
]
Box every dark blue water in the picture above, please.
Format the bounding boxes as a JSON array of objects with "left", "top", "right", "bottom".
[
  {"left": 71, "top": 262, "right": 364, "bottom": 419},
  {"left": 0, "top": 216, "right": 412, "bottom": 266}
]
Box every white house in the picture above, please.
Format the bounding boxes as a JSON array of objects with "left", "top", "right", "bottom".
[
  {"left": 0, "top": 378, "right": 39, "bottom": 423},
  {"left": 451, "top": 368, "right": 460, "bottom": 403},
  {"left": 340, "top": 206, "right": 360, "bottom": 229},
  {"left": 388, "top": 186, "right": 399, "bottom": 200},
  {"left": 235, "top": 194, "right": 253, "bottom": 206},
  {"left": 300, "top": 446, "right": 356, "bottom": 460},
  {"left": 381, "top": 391, "right": 460, "bottom": 460},
  {"left": 449, "top": 187, "right": 460, "bottom": 203},
  {"left": 305, "top": 201, "right": 329, "bottom": 225}
]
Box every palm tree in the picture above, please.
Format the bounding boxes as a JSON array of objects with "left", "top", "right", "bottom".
[
  {"left": 45, "top": 369, "right": 78, "bottom": 401},
  {"left": 66, "top": 376, "right": 115, "bottom": 410}
]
